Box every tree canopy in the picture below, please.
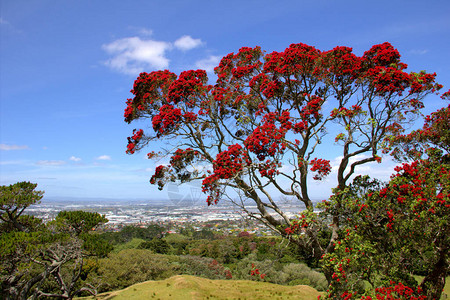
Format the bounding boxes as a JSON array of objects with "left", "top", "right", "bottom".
[
  {"left": 124, "top": 42, "right": 441, "bottom": 246},
  {"left": 123, "top": 42, "right": 447, "bottom": 297}
]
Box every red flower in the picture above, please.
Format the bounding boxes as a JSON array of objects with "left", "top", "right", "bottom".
[{"left": 310, "top": 158, "right": 331, "bottom": 180}]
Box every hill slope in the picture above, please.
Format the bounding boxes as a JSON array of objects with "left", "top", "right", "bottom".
[{"left": 82, "top": 275, "right": 323, "bottom": 300}]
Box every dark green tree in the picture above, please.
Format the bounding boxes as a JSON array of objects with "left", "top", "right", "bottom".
[
  {"left": 138, "top": 237, "right": 171, "bottom": 254},
  {"left": 0, "top": 181, "right": 44, "bottom": 232},
  {"left": 0, "top": 183, "right": 112, "bottom": 300}
]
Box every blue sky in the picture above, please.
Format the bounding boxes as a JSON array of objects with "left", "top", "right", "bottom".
[{"left": 1, "top": 0, "right": 449, "bottom": 202}]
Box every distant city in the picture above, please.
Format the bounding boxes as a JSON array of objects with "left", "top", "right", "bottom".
[{"left": 26, "top": 196, "right": 321, "bottom": 235}]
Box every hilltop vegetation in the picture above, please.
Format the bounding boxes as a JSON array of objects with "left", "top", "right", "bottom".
[
  {"left": 2, "top": 183, "right": 449, "bottom": 299},
  {"left": 79, "top": 275, "right": 322, "bottom": 300},
  {"left": 85, "top": 226, "right": 329, "bottom": 294}
]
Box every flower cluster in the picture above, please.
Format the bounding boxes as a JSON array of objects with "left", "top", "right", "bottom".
[
  {"left": 284, "top": 214, "right": 309, "bottom": 235},
  {"left": 263, "top": 43, "right": 321, "bottom": 76},
  {"left": 380, "top": 160, "right": 450, "bottom": 216},
  {"left": 230, "top": 47, "right": 263, "bottom": 80},
  {"left": 389, "top": 105, "right": 449, "bottom": 161},
  {"left": 330, "top": 105, "right": 363, "bottom": 118},
  {"left": 202, "top": 144, "right": 248, "bottom": 205},
  {"left": 328, "top": 282, "right": 427, "bottom": 300},
  {"left": 250, "top": 263, "right": 266, "bottom": 280},
  {"left": 249, "top": 73, "right": 282, "bottom": 99},
  {"left": 258, "top": 160, "right": 281, "bottom": 178},
  {"left": 126, "top": 129, "right": 144, "bottom": 154},
  {"left": 167, "top": 70, "right": 208, "bottom": 106},
  {"left": 169, "top": 148, "right": 201, "bottom": 173},
  {"left": 214, "top": 46, "right": 263, "bottom": 87},
  {"left": 362, "top": 42, "right": 402, "bottom": 67},
  {"left": 369, "top": 282, "right": 426, "bottom": 300},
  {"left": 149, "top": 165, "right": 168, "bottom": 190},
  {"left": 244, "top": 112, "right": 291, "bottom": 161},
  {"left": 366, "top": 66, "right": 411, "bottom": 96},
  {"left": 322, "top": 46, "right": 361, "bottom": 79},
  {"left": 309, "top": 158, "right": 331, "bottom": 180},
  {"left": 152, "top": 104, "right": 182, "bottom": 137},
  {"left": 214, "top": 53, "right": 235, "bottom": 84},
  {"left": 409, "top": 71, "right": 440, "bottom": 94},
  {"left": 124, "top": 70, "right": 177, "bottom": 123}
]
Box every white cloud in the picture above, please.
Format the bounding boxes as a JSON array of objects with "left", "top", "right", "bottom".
[
  {"left": 195, "top": 55, "right": 221, "bottom": 72},
  {"left": 96, "top": 155, "right": 111, "bottom": 161},
  {"left": 0, "top": 143, "right": 30, "bottom": 151},
  {"left": 102, "top": 37, "right": 171, "bottom": 75},
  {"left": 174, "top": 35, "right": 203, "bottom": 51},
  {"left": 69, "top": 156, "right": 82, "bottom": 162},
  {"left": 36, "top": 160, "right": 66, "bottom": 166}
]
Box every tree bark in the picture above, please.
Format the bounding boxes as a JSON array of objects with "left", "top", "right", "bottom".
[{"left": 420, "top": 248, "right": 448, "bottom": 300}]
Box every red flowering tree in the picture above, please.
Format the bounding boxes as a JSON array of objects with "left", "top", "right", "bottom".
[
  {"left": 123, "top": 42, "right": 443, "bottom": 276},
  {"left": 320, "top": 105, "right": 449, "bottom": 299}
]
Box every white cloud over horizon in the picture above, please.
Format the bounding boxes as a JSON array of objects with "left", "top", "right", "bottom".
[
  {"left": 36, "top": 160, "right": 66, "bottom": 166},
  {"left": 0, "top": 143, "right": 30, "bottom": 151},
  {"left": 96, "top": 155, "right": 111, "bottom": 161},
  {"left": 69, "top": 156, "right": 82, "bottom": 162}
]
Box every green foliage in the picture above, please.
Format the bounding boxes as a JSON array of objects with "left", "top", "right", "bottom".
[
  {"left": 0, "top": 181, "right": 44, "bottom": 232},
  {"left": 80, "top": 232, "right": 113, "bottom": 258},
  {"left": 94, "top": 249, "right": 177, "bottom": 291},
  {"left": 282, "top": 263, "right": 328, "bottom": 291},
  {"left": 177, "top": 255, "right": 232, "bottom": 280},
  {"left": 320, "top": 154, "right": 449, "bottom": 298},
  {"left": 56, "top": 210, "right": 108, "bottom": 235},
  {"left": 99, "top": 224, "right": 165, "bottom": 245},
  {"left": 192, "top": 228, "right": 217, "bottom": 240},
  {"left": 138, "top": 237, "right": 171, "bottom": 254},
  {"left": 0, "top": 182, "right": 111, "bottom": 299},
  {"left": 164, "top": 233, "right": 190, "bottom": 255},
  {"left": 113, "top": 238, "right": 146, "bottom": 252},
  {"left": 231, "top": 254, "right": 327, "bottom": 291}
]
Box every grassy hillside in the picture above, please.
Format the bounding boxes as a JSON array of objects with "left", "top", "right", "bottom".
[{"left": 80, "top": 275, "right": 323, "bottom": 300}]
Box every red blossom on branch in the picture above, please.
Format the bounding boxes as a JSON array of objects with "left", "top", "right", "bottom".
[
  {"left": 152, "top": 104, "right": 182, "bottom": 137},
  {"left": 126, "top": 129, "right": 144, "bottom": 154},
  {"left": 310, "top": 158, "right": 332, "bottom": 180},
  {"left": 202, "top": 144, "right": 248, "bottom": 205}
]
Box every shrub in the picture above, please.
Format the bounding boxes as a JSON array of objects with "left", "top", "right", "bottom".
[
  {"left": 177, "top": 255, "right": 232, "bottom": 280},
  {"left": 282, "top": 263, "right": 328, "bottom": 291},
  {"left": 95, "top": 249, "right": 176, "bottom": 291}
]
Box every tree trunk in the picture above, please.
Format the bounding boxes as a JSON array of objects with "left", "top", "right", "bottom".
[{"left": 420, "top": 248, "right": 448, "bottom": 300}]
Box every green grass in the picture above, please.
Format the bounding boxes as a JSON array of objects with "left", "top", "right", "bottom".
[{"left": 79, "top": 275, "right": 323, "bottom": 300}]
